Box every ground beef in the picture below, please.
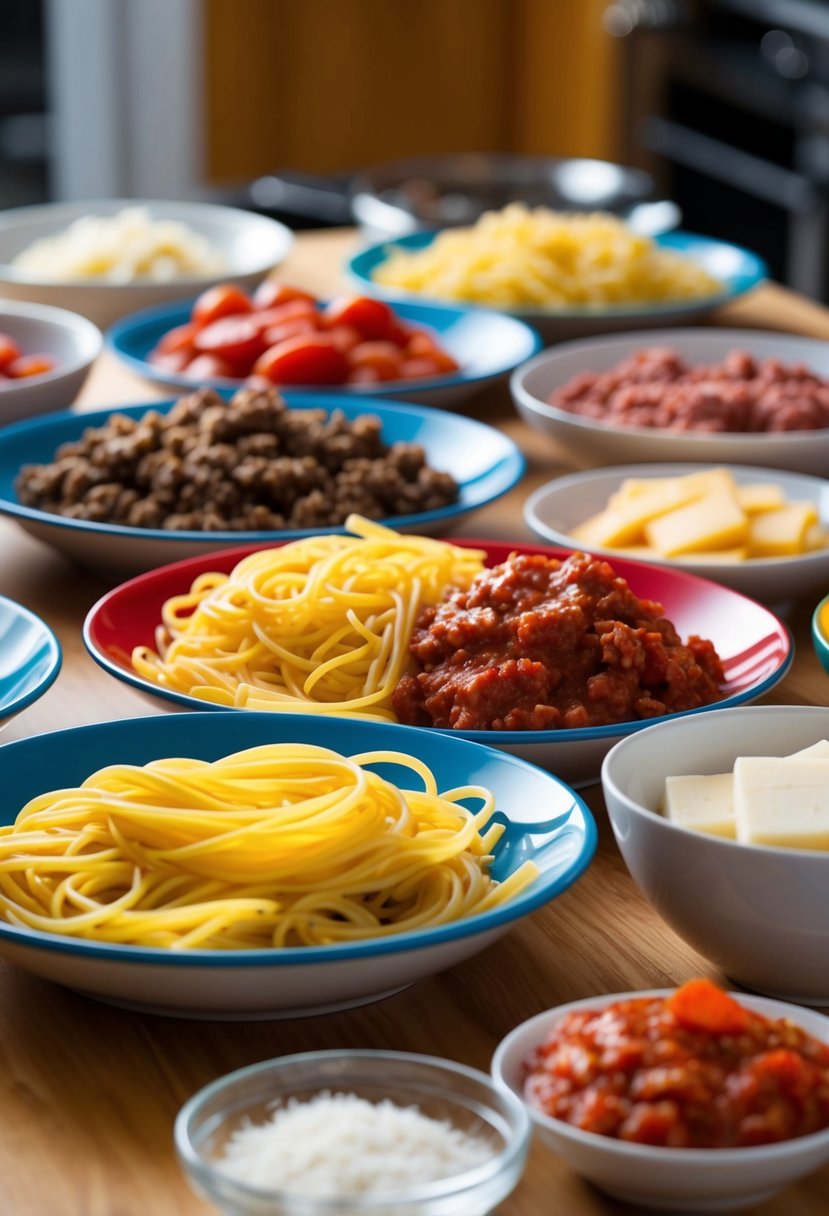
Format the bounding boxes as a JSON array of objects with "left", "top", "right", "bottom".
[
  {"left": 15, "top": 387, "right": 459, "bottom": 530},
  {"left": 550, "top": 347, "right": 829, "bottom": 433},
  {"left": 392, "top": 551, "right": 725, "bottom": 731}
]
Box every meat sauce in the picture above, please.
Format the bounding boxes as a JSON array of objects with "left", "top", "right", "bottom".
[
  {"left": 523, "top": 980, "right": 829, "bottom": 1148},
  {"left": 392, "top": 552, "right": 724, "bottom": 731}
]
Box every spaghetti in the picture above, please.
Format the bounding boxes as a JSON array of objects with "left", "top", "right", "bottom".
[
  {"left": 0, "top": 744, "right": 538, "bottom": 949},
  {"left": 132, "top": 516, "right": 486, "bottom": 717}
]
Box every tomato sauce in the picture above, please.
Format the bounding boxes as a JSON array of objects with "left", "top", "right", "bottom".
[
  {"left": 523, "top": 980, "right": 829, "bottom": 1148},
  {"left": 392, "top": 551, "right": 724, "bottom": 731}
]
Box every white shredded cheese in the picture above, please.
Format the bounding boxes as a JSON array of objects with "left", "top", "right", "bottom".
[
  {"left": 216, "top": 1090, "right": 492, "bottom": 1199},
  {"left": 11, "top": 207, "right": 228, "bottom": 283}
]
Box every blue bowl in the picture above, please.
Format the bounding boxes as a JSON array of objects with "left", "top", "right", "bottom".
[
  {"left": 0, "top": 711, "right": 596, "bottom": 1018},
  {"left": 107, "top": 296, "right": 542, "bottom": 408},
  {"left": 346, "top": 230, "right": 768, "bottom": 341},
  {"left": 0, "top": 394, "right": 525, "bottom": 578},
  {"left": 0, "top": 594, "right": 61, "bottom": 726},
  {"left": 811, "top": 592, "right": 829, "bottom": 678}
]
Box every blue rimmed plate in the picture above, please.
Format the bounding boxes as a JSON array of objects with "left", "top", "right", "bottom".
[
  {"left": 0, "top": 594, "right": 61, "bottom": 727},
  {"left": 0, "top": 711, "right": 596, "bottom": 1019},
  {"left": 347, "top": 230, "right": 768, "bottom": 341},
  {"left": 0, "top": 395, "right": 525, "bottom": 578},
  {"left": 107, "top": 296, "right": 541, "bottom": 408},
  {"left": 84, "top": 540, "right": 793, "bottom": 787}
]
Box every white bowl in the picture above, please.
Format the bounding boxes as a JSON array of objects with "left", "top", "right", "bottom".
[
  {"left": 0, "top": 199, "right": 294, "bottom": 328},
  {"left": 493, "top": 989, "right": 829, "bottom": 1212},
  {"left": 0, "top": 300, "right": 101, "bottom": 426},
  {"left": 601, "top": 705, "right": 829, "bottom": 1005},
  {"left": 524, "top": 462, "right": 829, "bottom": 604},
  {"left": 511, "top": 329, "right": 829, "bottom": 475}
]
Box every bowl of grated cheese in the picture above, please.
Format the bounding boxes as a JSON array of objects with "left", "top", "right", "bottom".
[{"left": 175, "top": 1049, "right": 531, "bottom": 1215}]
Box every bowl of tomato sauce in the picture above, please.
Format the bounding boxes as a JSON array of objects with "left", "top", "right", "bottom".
[{"left": 492, "top": 980, "right": 829, "bottom": 1211}]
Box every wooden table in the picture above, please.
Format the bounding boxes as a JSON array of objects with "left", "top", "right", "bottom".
[{"left": 3, "top": 230, "right": 829, "bottom": 1216}]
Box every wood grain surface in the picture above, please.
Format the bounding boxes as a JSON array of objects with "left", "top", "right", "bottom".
[{"left": 2, "top": 231, "right": 829, "bottom": 1216}]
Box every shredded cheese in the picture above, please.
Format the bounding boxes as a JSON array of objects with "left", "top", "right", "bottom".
[{"left": 217, "top": 1090, "right": 492, "bottom": 1198}]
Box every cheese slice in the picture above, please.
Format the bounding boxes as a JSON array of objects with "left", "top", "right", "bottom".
[
  {"left": 734, "top": 756, "right": 829, "bottom": 849},
  {"left": 644, "top": 489, "right": 748, "bottom": 557},
  {"left": 747, "top": 502, "right": 819, "bottom": 557},
  {"left": 662, "top": 773, "right": 736, "bottom": 838},
  {"left": 735, "top": 483, "right": 786, "bottom": 515},
  {"left": 677, "top": 548, "right": 748, "bottom": 564},
  {"left": 571, "top": 480, "right": 707, "bottom": 548},
  {"left": 611, "top": 469, "right": 736, "bottom": 507}
]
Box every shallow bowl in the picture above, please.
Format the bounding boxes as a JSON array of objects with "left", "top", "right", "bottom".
[
  {"left": 347, "top": 231, "right": 766, "bottom": 341},
  {"left": 0, "top": 393, "right": 524, "bottom": 577},
  {"left": 0, "top": 711, "right": 595, "bottom": 1018},
  {"left": 0, "top": 594, "right": 61, "bottom": 728},
  {"left": 83, "top": 541, "right": 792, "bottom": 787},
  {"left": 175, "top": 1050, "right": 531, "bottom": 1215},
  {"left": 511, "top": 329, "right": 829, "bottom": 475},
  {"left": 811, "top": 593, "right": 829, "bottom": 677},
  {"left": 601, "top": 705, "right": 829, "bottom": 1005},
  {"left": 524, "top": 462, "right": 829, "bottom": 604},
  {"left": 493, "top": 989, "right": 829, "bottom": 1211},
  {"left": 0, "top": 300, "right": 101, "bottom": 426},
  {"left": 107, "top": 296, "right": 541, "bottom": 408},
  {"left": 0, "top": 199, "right": 294, "bottom": 328}
]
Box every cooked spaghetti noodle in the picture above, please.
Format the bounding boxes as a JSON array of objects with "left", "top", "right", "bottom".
[
  {"left": 0, "top": 744, "right": 538, "bottom": 949},
  {"left": 131, "top": 516, "right": 486, "bottom": 718}
]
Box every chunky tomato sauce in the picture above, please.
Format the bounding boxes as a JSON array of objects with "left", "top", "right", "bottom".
[
  {"left": 524, "top": 980, "right": 829, "bottom": 1148},
  {"left": 392, "top": 552, "right": 724, "bottom": 731}
]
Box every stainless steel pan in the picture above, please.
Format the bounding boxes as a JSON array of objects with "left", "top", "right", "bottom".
[{"left": 249, "top": 153, "right": 680, "bottom": 241}]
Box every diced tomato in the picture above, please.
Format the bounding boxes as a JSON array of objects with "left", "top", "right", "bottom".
[
  {"left": 0, "top": 332, "right": 22, "bottom": 370},
  {"left": 192, "top": 284, "right": 253, "bottom": 326},
  {"left": 183, "top": 353, "right": 238, "bottom": 381},
  {"left": 193, "top": 316, "right": 265, "bottom": 365},
  {"left": 6, "top": 354, "right": 57, "bottom": 379},
  {"left": 406, "top": 330, "right": 459, "bottom": 372},
  {"left": 397, "top": 356, "right": 444, "bottom": 380},
  {"left": 253, "top": 281, "right": 315, "bottom": 311},
  {"left": 667, "top": 979, "right": 750, "bottom": 1036},
  {"left": 156, "top": 322, "right": 199, "bottom": 358},
  {"left": 323, "top": 295, "right": 396, "bottom": 340},
  {"left": 327, "top": 325, "right": 362, "bottom": 354},
  {"left": 347, "top": 366, "right": 383, "bottom": 385},
  {"left": 254, "top": 334, "right": 349, "bottom": 385},
  {"left": 348, "top": 340, "right": 404, "bottom": 381}
]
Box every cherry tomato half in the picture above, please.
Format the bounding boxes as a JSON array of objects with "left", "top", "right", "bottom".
[
  {"left": 192, "top": 284, "right": 253, "bottom": 327},
  {"left": 406, "top": 331, "right": 459, "bottom": 372},
  {"left": 0, "top": 332, "right": 22, "bottom": 371},
  {"left": 251, "top": 299, "right": 319, "bottom": 333},
  {"left": 156, "top": 322, "right": 198, "bottom": 358},
  {"left": 253, "top": 281, "right": 315, "bottom": 311},
  {"left": 194, "top": 316, "right": 265, "bottom": 366},
  {"left": 323, "top": 295, "right": 396, "bottom": 340},
  {"left": 348, "top": 340, "right": 404, "bottom": 381},
  {"left": 184, "top": 353, "right": 238, "bottom": 380},
  {"left": 6, "top": 354, "right": 57, "bottom": 379},
  {"left": 254, "top": 334, "right": 349, "bottom": 385}
]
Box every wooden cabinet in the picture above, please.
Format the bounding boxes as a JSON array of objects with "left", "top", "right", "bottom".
[{"left": 204, "top": 0, "right": 619, "bottom": 181}]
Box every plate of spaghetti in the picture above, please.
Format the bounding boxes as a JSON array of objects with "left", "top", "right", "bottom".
[
  {"left": 0, "top": 710, "right": 595, "bottom": 1018},
  {"left": 83, "top": 519, "right": 792, "bottom": 786}
]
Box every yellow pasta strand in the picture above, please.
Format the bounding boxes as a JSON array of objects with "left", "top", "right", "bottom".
[
  {"left": 0, "top": 744, "right": 539, "bottom": 949},
  {"left": 131, "top": 515, "right": 485, "bottom": 718}
]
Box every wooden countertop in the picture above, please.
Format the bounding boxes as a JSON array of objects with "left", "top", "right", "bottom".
[{"left": 2, "top": 230, "right": 829, "bottom": 1216}]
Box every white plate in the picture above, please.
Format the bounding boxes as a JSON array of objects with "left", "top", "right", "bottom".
[
  {"left": 0, "top": 199, "right": 294, "bottom": 328},
  {"left": 511, "top": 329, "right": 829, "bottom": 475},
  {"left": 524, "top": 462, "right": 829, "bottom": 603}
]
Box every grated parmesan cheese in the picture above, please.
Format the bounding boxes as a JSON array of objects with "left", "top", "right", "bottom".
[{"left": 216, "top": 1090, "right": 492, "bottom": 1199}]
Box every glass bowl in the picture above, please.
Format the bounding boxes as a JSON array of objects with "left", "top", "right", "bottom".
[{"left": 174, "top": 1049, "right": 532, "bottom": 1215}]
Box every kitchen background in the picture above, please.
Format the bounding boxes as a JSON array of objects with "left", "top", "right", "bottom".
[{"left": 3, "top": 0, "right": 829, "bottom": 296}]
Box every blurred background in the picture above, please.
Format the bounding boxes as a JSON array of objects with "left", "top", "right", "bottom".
[{"left": 4, "top": 0, "right": 829, "bottom": 297}]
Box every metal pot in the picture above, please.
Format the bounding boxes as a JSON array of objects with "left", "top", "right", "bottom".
[{"left": 248, "top": 152, "right": 681, "bottom": 242}]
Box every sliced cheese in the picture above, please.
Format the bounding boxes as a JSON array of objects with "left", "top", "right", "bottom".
[
  {"left": 789, "top": 740, "right": 829, "bottom": 759},
  {"left": 747, "top": 502, "right": 819, "bottom": 557},
  {"left": 803, "top": 522, "right": 829, "bottom": 551},
  {"left": 571, "top": 480, "right": 707, "bottom": 548},
  {"left": 735, "top": 483, "right": 787, "bottom": 514},
  {"left": 734, "top": 756, "right": 829, "bottom": 850},
  {"left": 662, "top": 773, "right": 736, "bottom": 838},
  {"left": 677, "top": 547, "right": 748, "bottom": 564},
  {"left": 644, "top": 489, "right": 748, "bottom": 557},
  {"left": 611, "top": 469, "right": 736, "bottom": 507}
]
